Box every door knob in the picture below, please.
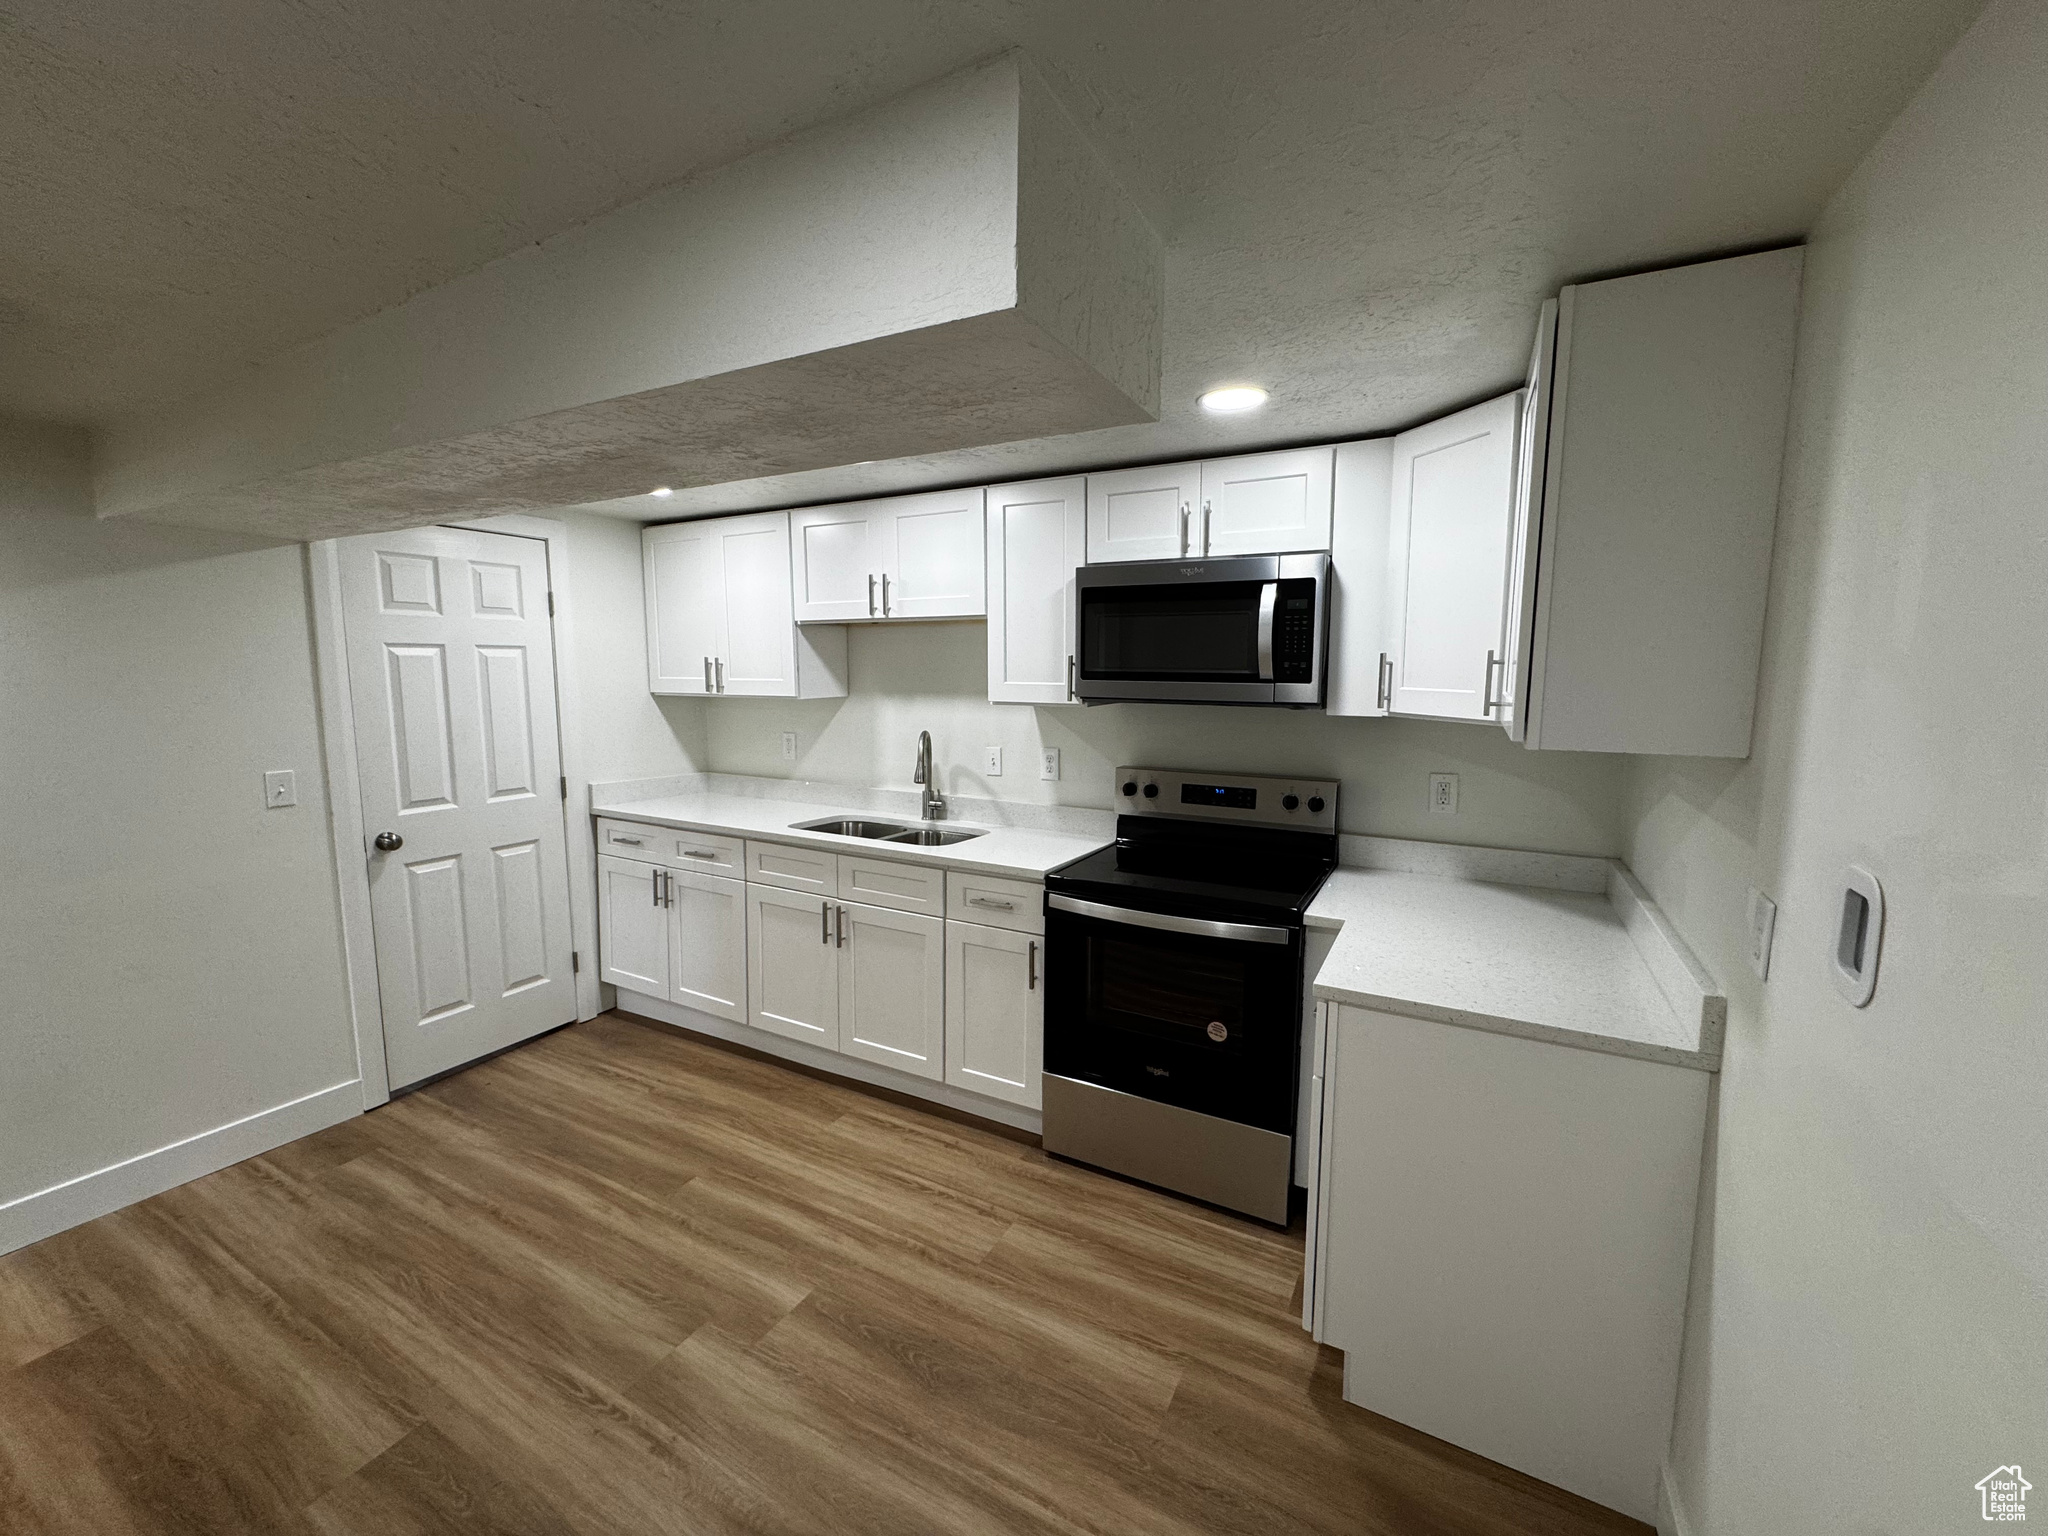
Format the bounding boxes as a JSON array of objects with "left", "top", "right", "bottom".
[{"left": 373, "top": 832, "right": 403, "bottom": 851}]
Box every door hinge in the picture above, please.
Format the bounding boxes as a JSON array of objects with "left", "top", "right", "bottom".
[
  {"left": 547, "top": 590, "right": 556, "bottom": 617},
  {"left": 560, "top": 775, "right": 569, "bottom": 801},
  {"left": 572, "top": 951, "right": 581, "bottom": 974}
]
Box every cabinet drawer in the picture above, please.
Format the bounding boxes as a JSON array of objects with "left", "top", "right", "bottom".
[
  {"left": 945, "top": 871, "right": 1044, "bottom": 934},
  {"left": 598, "top": 819, "right": 744, "bottom": 875},
  {"left": 837, "top": 854, "right": 946, "bottom": 916},
  {"left": 746, "top": 839, "right": 839, "bottom": 895}
]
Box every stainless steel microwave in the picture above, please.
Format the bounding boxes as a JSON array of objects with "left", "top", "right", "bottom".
[{"left": 1073, "top": 552, "right": 1329, "bottom": 706}]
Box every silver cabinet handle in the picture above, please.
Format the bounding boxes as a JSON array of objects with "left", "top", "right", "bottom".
[
  {"left": 1377, "top": 652, "right": 1391, "bottom": 711},
  {"left": 651, "top": 869, "right": 662, "bottom": 907},
  {"left": 666, "top": 869, "right": 676, "bottom": 907},
  {"left": 1027, "top": 940, "right": 1038, "bottom": 991},
  {"left": 880, "top": 573, "right": 891, "bottom": 617},
  {"left": 1066, "top": 654, "right": 1076, "bottom": 701},
  {"left": 867, "top": 573, "right": 877, "bottom": 616},
  {"left": 967, "top": 896, "right": 1016, "bottom": 911},
  {"left": 834, "top": 903, "right": 846, "bottom": 947},
  {"left": 1177, "top": 502, "right": 1190, "bottom": 556},
  {"left": 1256, "top": 581, "right": 1278, "bottom": 682},
  {"left": 714, "top": 656, "right": 725, "bottom": 693},
  {"left": 1482, "top": 649, "right": 1502, "bottom": 716},
  {"left": 681, "top": 848, "right": 718, "bottom": 860},
  {"left": 703, "top": 656, "right": 713, "bottom": 693},
  {"left": 611, "top": 834, "right": 644, "bottom": 845},
  {"left": 1200, "top": 499, "right": 1213, "bottom": 555},
  {"left": 822, "top": 901, "right": 831, "bottom": 944},
  {"left": 1047, "top": 893, "right": 1293, "bottom": 945}
]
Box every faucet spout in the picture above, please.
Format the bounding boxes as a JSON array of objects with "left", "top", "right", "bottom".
[{"left": 914, "top": 731, "right": 944, "bottom": 821}]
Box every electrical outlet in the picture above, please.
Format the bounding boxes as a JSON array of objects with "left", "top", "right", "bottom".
[
  {"left": 1040, "top": 747, "right": 1061, "bottom": 782},
  {"left": 1428, "top": 772, "right": 1458, "bottom": 815},
  {"left": 779, "top": 731, "right": 797, "bottom": 762},
  {"left": 263, "top": 769, "right": 297, "bottom": 809},
  {"left": 984, "top": 746, "right": 1003, "bottom": 776},
  {"left": 1747, "top": 887, "right": 1778, "bottom": 980}
]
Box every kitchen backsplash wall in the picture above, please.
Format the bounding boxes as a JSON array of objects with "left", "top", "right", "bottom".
[{"left": 701, "top": 619, "right": 1627, "bottom": 856}]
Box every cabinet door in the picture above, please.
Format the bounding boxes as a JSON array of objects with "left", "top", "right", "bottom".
[
  {"left": 986, "top": 476, "right": 1085, "bottom": 705},
  {"left": 747, "top": 884, "right": 839, "bottom": 1045},
  {"left": 643, "top": 522, "right": 724, "bottom": 695},
  {"left": 598, "top": 854, "right": 670, "bottom": 997},
  {"left": 838, "top": 902, "right": 944, "bottom": 1081},
  {"left": 789, "top": 503, "right": 881, "bottom": 622},
  {"left": 1085, "top": 460, "right": 1201, "bottom": 563},
  {"left": 877, "top": 488, "right": 986, "bottom": 619},
  {"left": 715, "top": 512, "right": 800, "bottom": 696},
  {"left": 1385, "top": 392, "right": 1520, "bottom": 721},
  {"left": 668, "top": 869, "right": 747, "bottom": 1023},
  {"left": 1498, "top": 301, "right": 1557, "bottom": 742},
  {"left": 943, "top": 921, "right": 1042, "bottom": 1108},
  {"left": 1199, "top": 447, "right": 1334, "bottom": 556},
  {"left": 1324, "top": 439, "right": 1395, "bottom": 718}
]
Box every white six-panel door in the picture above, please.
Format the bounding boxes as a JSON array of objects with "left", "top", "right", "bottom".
[
  {"left": 1199, "top": 447, "right": 1334, "bottom": 556},
  {"left": 598, "top": 854, "right": 669, "bottom": 997},
  {"left": 985, "top": 476, "right": 1085, "bottom": 705},
  {"left": 747, "top": 883, "right": 839, "bottom": 1044},
  {"left": 838, "top": 902, "right": 945, "bottom": 1081},
  {"left": 669, "top": 869, "right": 747, "bottom": 1022},
  {"left": 1385, "top": 392, "right": 1522, "bottom": 721},
  {"left": 943, "top": 920, "right": 1042, "bottom": 1107},
  {"left": 1085, "top": 459, "right": 1202, "bottom": 562},
  {"left": 643, "top": 521, "right": 723, "bottom": 695},
  {"left": 341, "top": 525, "right": 577, "bottom": 1089}
]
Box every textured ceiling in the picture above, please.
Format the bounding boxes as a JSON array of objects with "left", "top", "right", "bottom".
[{"left": 2, "top": 0, "right": 1984, "bottom": 516}]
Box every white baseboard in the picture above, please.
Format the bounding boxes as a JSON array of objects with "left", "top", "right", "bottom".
[
  {"left": 615, "top": 990, "right": 1042, "bottom": 1135},
  {"left": 0, "top": 1080, "right": 363, "bottom": 1257},
  {"left": 1657, "top": 1461, "right": 1694, "bottom": 1536}
]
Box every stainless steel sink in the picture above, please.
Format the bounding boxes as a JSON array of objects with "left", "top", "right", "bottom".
[
  {"left": 882, "top": 826, "right": 986, "bottom": 846},
  {"left": 791, "top": 817, "right": 912, "bottom": 839}
]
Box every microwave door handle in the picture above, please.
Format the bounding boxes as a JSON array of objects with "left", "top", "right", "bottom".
[{"left": 1256, "top": 581, "right": 1278, "bottom": 681}]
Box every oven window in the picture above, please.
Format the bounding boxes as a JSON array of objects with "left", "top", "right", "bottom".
[
  {"left": 1090, "top": 935, "right": 1247, "bottom": 1052},
  {"left": 1081, "top": 582, "right": 1265, "bottom": 679}
]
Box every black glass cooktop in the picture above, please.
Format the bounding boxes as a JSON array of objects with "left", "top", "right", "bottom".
[{"left": 1046, "top": 816, "right": 1336, "bottom": 924}]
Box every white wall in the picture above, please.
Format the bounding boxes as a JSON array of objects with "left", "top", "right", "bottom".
[
  {"left": 1624, "top": 1, "right": 2048, "bottom": 1528},
  {"left": 703, "top": 621, "right": 1626, "bottom": 854},
  {"left": 0, "top": 420, "right": 360, "bottom": 1243}
]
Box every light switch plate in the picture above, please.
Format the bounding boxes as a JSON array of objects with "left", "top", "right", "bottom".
[
  {"left": 780, "top": 731, "right": 798, "bottom": 762},
  {"left": 1747, "top": 887, "right": 1777, "bottom": 980},
  {"left": 264, "top": 769, "right": 297, "bottom": 809},
  {"left": 1428, "top": 772, "right": 1458, "bottom": 815},
  {"left": 984, "top": 746, "right": 1002, "bottom": 776},
  {"left": 1040, "top": 747, "right": 1061, "bottom": 782}
]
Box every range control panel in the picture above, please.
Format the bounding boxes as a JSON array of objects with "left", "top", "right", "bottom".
[{"left": 1115, "top": 766, "right": 1339, "bottom": 830}]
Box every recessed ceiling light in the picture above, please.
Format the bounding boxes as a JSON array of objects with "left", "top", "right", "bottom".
[
  {"left": 1198, "top": 385, "right": 1268, "bottom": 414},
  {"left": 649, "top": 486, "right": 673, "bottom": 498}
]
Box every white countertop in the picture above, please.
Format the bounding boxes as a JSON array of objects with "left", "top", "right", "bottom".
[
  {"left": 1307, "top": 867, "right": 1723, "bottom": 1071},
  {"left": 592, "top": 788, "right": 1110, "bottom": 880}
]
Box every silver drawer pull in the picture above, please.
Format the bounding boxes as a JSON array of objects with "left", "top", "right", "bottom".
[
  {"left": 967, "top": 896, "right": 1016, "bottom": 911},
  {"left": 681, "top": 848, "right": 719, "bottom": 859},
  {"left": 612, "top": 835, "right": 644, "bottom": 845}
]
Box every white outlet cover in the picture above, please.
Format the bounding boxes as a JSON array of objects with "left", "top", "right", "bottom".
[
  {"left": 1428, "top": 772, "right": 1458, "bottom": 814},
  {"left": 1746, "top": 887, "right": 1777, "bottom": 980},
  {"left": 264, "top": 769, "right": 297, "bottom": 808},
  {"left": 780, "top": 731, "right": 798, "bottom": 761},
  {"left": 984, "top": 746, "right": 1003, "bottom": 776},
  {"left": 1040, "top": 747, "right": 1061, "bottom": 781}
]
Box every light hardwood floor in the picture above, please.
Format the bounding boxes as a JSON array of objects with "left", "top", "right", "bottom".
[{"left": 0, "top": 1012, "right": 1649, "bottom": 1535}]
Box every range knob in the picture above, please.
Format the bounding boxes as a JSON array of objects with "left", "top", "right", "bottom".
[
  {"left": 1307, "top": 795, "right": 1326, "bottom": 813},
  {"left": 1142, "top": 782, "right": 1159, "bottom": 798},
  {"left": 1121, "top": 780, "right": 1138, "bottom": 797},
  {"left": 1281, "top": 794, "right": 1300, "bottom": 811}
]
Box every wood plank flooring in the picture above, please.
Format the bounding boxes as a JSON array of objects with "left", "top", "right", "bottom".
[{"left": 0, "top": 1012, "right": 1650, "bottom": 1536}]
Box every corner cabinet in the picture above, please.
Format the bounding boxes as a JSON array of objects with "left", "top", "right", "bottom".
[
  {"left": 985, "top": 476, "right": 1085, "bottom": 705},
  {"left": 643, "top": 512, "right": 847, "bottom": 698},
  {"left": 1085, "top": 447, "right": 1333, "bottom": 563},
  {"left": 789, "top": 487, "right": 987, "bottom": 623}
]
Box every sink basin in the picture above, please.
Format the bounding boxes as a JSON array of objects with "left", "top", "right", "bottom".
[
  {"left": 791, "top": 817, "right": 913, "bottom": 839},
  {"left": 882, "top": 826, "right": 987, "bottom": 846}
]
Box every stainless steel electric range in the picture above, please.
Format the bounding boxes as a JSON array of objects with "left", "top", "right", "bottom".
[{"left": 1041, "top": 767, "right": 1339, "bottom": 1224}]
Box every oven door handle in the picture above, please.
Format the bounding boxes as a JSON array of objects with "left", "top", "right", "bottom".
[
  {"left": 1046, "top": 893, "right": 1293, "bottom": 945},
  {"left": 1256, "top": 581, "right": 1278, "bottom": 682}
]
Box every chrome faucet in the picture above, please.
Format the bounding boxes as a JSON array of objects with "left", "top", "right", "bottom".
[{"left": 912, "top": 730, "right": 945, "bottom": 821}]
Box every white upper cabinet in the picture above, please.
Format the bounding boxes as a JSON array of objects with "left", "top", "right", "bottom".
[
  {"left": 985, "top": 476, "right": 1085, "bottom": 705},
  {"left": 1084, "top": 459, "right": 1201, "bottom": 562},
  {"left": 1515, "top": 248, "right": 1802, "bottom": 756},
  {"left": 1324, "top": 439, "right": 1396, "bottom": 718},
  {"left": 644, "top": 512, "right": 847, "bottom": 699},
  {"left": 1384, "top": 392, "right": 1522, "bottom": 721},
  {"left": 1199, "top": 447, "right": 1334, "bottom": 557},
  {"left": 790, "top": 488, "right": 986, "bottom": 622},
  {"left": 1496, "top": 300, "right": 1558, "bottom": 743}
]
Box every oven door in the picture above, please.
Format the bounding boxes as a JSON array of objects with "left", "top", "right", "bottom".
[
  {"left": 1042, "top": 896, "right": 1303, "bottom": 1134},
  {"left": 1074, "top": 554, "right": 1327, "bottom": 705}
]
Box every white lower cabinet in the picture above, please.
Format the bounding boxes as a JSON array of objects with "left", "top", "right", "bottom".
[
  {"left": 598, "top": 855, "right": 671, "bottom": 996},
  {"left": 746, "top": 883, "right": 840, "bottom": 1046},
  {"left": 943, "top": 920, "right": 1042, "bottom": 1108},
  {"left": 838, "top": 902, "right": 945, "bottom": 1080},
  {"left": 667, "top": 869, "right": 746, "bottom": 1023}
]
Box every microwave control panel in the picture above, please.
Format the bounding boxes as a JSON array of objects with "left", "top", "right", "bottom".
[{"left": 1273, "top": 579, "right": 1318, "bottom": 683}]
